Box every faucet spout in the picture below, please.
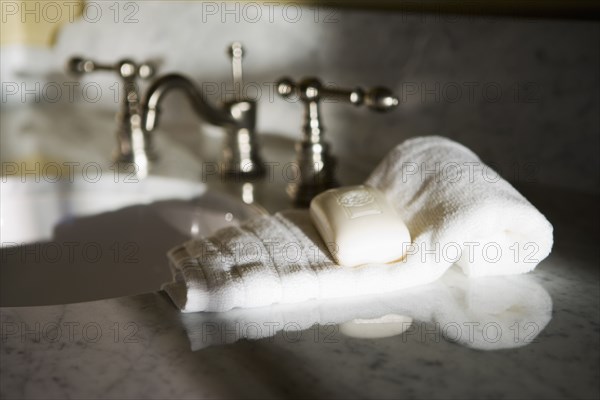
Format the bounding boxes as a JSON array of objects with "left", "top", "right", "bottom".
[
  {"left": 142, "top": 73, "right": 234, "bottom": 132},
  {"left": 141, "top": 61, "right": 265, "bottom": 179}
]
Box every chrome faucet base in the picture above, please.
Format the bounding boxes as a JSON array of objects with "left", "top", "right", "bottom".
[
  {"left": 111, "top": 128, "right": 156, "bottom": 165},
  {"left": 67, "top": 57, "right": 156, "bottom": 171},
  {"left": 287, "top": 141, "right": 338, "bottom": 207},
  {"left": 222, "top": 100, "right": 265, "bottom": 178},
  {"left": 112, "top": 84, "right": 157, "bottom": 167}
]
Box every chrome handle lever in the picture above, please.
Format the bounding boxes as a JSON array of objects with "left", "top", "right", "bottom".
[
  {"left": 67, "top": 57, "right": 155, "bottom": 80},
  {"left": 276, "top": 76, "right": 399, "bottom": 206},
  {"left": 276, "top": 77, "right": 398, "bottom": 112}
]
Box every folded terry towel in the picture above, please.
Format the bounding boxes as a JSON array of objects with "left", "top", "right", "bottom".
[
  {"left": 366, "top": 136, "right": 553, "bottom": 277},
  {"left": 163, "top": 136, "right": 553, "bottom": 312}
]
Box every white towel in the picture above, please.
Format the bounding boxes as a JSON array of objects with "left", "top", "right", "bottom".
[
  {"left": 366, "top": 136, "right": 553, "bottom": 277},
  {"left": 163, "top": 136, "right": 553, "bottom": 312}
]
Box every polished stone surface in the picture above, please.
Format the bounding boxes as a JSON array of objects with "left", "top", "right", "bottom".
[
  {"left": 1, "top": 105, "right": 599, "bottom": 398},
  {"left": 1, "top": 182, "right": 598, "bottom": 399}
]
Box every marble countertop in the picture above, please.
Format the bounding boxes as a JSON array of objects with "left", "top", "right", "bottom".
[
  {"left": 1, "top": 129, "right": 599, "bottom": 399},
  {"left": 2, "top": 185, "right": 598, "bottom": 399}
]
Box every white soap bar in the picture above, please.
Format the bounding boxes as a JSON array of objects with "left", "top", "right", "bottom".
[{"left": 309, "top": 185, "right": 411, "bottom": 267}]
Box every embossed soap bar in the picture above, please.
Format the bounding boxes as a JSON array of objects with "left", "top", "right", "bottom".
[{"left": 309, "top": 185, "right": 411, "bottom": 267}]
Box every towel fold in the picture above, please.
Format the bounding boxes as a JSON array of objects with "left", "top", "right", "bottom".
[
  {"left": 366, "top": 136, "right": 554, "bottom": 277},
  {"left": 164, "top": 136, "right": 553, "bottom": 312}
]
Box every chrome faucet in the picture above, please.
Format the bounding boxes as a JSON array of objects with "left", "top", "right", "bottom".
[
  {"left": 277, "top": 77, "right": 399, "bottom": 206},
  {"left": 142, "top": 43, "right": 265, "bottom": 178},
  {"left": 67, "top": 56, "right": 156, "bottom": 168}
]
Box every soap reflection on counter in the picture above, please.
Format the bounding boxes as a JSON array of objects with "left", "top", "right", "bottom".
[
  {"left": 338, "top": 314, "right": 414, "bottom": 339},
  {"left": 179, "top": 267, "right": 552, "bottom": 352}
]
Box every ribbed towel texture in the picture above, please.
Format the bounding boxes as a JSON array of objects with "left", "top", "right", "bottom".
[{"left": 163, "top": 136, "right": 553, "bottom": 312}]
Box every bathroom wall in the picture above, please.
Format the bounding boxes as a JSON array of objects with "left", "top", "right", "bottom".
[{"left": 3, "top": 1, "right": 598, "bottom": 193}]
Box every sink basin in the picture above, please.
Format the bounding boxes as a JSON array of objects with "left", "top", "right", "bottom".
[{"left": 0, "top": 175, "right": 264, "bottom": 307}]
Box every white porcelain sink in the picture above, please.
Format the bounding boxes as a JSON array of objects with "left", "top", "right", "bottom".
[{"left": 0, "top": 175, "right": 263, "bottom": 307}]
